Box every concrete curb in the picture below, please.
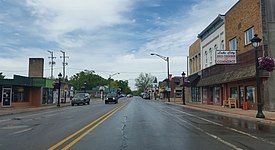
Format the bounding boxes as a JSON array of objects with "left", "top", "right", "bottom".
[{"left": 165, "top": 102, "right": 275, "bottom": 127}]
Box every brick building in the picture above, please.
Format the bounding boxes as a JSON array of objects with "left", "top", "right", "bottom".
[{"left": 188, "top": 0, "right": 275, "bottom": 111}]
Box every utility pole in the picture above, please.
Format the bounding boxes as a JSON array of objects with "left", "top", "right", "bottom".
[
  {"left": 48, "top": 51, "right": 56, "bottom": 79},
  {"left": 60, "top": 51, "right": 69, "bottom": 80}
]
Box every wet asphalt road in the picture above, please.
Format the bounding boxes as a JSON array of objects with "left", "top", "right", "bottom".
[{"left": 0, "top": 96, "right": 275, "bottom": 150}]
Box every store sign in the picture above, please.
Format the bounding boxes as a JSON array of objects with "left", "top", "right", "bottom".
[
  {"left": 2, "top": 88, "right": 12, "bottom": 107},
  {"left": 216, "top": 50, "right": 237, "bottom": 64}
]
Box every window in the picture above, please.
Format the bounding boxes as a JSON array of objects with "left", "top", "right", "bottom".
[
  {"left": 214, "top": 87, "right": 221, "bottom": 104},
  {"left": 214, "top": 44, "right": 218, "bottom": 50},
  {"left": 245, "top": 27, "right": 254, "bottom": 45},
  {"left": 230, "top": 87, "right": 238, "bottom": 99},
  {"left": 12, "top": 86, "right": 30, "bottom": 102},
  {"left": 203, "top": 87, "right": 207, "bottom": 103},
  {"left": 209, "top": 48, "right": 213, "bottom": 64},
  {"left": 229, "top": 38, "right": 237, "bottom": 50},
  {"left": 221, "top": 40, "right": 224, "bottom": 50},
  {"left": 205, "top": 51, "right": 208, "bottom": 66},
  {"left": 246, "top": 86, "right": 255, "bottom": 102}
]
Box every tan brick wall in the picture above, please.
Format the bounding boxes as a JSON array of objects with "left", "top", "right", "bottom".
[
  {"left": 225, "top": 0, "right": 262, "bottom": 54},
  {"left": 29, "top": 58, "right": 44, "bottom": 77},
  {"left": 189, "top": 39, "right": 201, "bottom": 74}
]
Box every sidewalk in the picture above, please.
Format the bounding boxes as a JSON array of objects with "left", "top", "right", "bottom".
[
  {"left": 157, "top": 98, "right": 275, "bottom": 126},
  {"left": 0, "top": 98, "right": 103, "bottom": 116}
]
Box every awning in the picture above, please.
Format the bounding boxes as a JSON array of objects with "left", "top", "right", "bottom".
[
  {"left": 187, "top": 73, "right": 200, "bottom": 86},
  {"left": 197, "top": 65, "right": 255, "bottom": 87}
]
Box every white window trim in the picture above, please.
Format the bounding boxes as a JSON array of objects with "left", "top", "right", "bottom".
[
  {"left": 229, "top": 38, "right": 237, "bottom": 50},
  {"left": 245, "top": 27, "right": 254, "bottom": 45}
]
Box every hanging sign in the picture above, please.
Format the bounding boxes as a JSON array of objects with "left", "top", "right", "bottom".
[{"left": 216, "top": 50, "right": 237, "bottom": 64}]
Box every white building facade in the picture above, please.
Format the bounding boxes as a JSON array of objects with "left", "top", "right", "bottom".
[{"left": 198, "top": 15, "right": 225, "bottom": 69}]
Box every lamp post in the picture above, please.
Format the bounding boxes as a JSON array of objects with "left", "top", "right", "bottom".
[
  {"left": 250, "top": 34, "right": 265, "bottom": 118},
  {"left": 151, "top": 53, "right": 170, "bottom": 102},
  {"left": 109, "top": 73, "right": 120, "bottom": 92},
  {"left": 182, "top": 71, "right": 186, "bottom": 105},
  {"left": 57, "top": 72, "right": 62, "bottom": 107},
  {"left": 84, "top": 82, "right": 87, "bottom": 93}
]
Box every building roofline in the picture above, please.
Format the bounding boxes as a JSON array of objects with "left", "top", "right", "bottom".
[{"left": 197, "top": 14, "right": 225, "bottom": 39}]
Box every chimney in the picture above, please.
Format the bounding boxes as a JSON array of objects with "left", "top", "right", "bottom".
[{"left": 29, "top": 58, "right": 44, "bottom": 77}]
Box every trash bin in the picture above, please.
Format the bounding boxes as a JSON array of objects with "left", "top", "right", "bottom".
[{"left": 243, "top": 102, "right": 249, "bottom": 110}]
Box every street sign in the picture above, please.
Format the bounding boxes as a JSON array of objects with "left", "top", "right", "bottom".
[{"left": 2, "top": 88, "right": 12, "bottom": 107}]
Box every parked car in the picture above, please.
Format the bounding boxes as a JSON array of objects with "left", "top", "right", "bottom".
[
  {"left": 71, "top": 93, "right": 90, "bottom": 106},
  {"left": 127, "top": 94, "right": 133, "bottom": 98},
  {"left": 143, "top": 93, "right": 150, "bottom": 99},
  {"left": 105, "top": 93, "right": 118, "bottom": 104}
]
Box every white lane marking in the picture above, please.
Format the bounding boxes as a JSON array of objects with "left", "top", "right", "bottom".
[
  {"left": 11, "top": 128, "right": 33, "bottom": 135},
  {"left": 0, "top": 119, "right": 11, "bottom": 123},
  {"left": 161, "top": 109, "right": 243, "bottom": 150},
  {"left": 167, "top": 106, "right": 275, "bottom": 146}
]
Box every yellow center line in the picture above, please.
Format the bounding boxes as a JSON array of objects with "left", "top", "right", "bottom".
[
  {"left": 48, "top": 102, "right": 127, "bottom": 150},
  {"left": 62, "top": 101, "right": 128, "bottom": 150}
]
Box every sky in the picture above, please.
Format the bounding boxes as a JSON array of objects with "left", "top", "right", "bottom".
[{"left": 0, "top": 0, "right": 238, "bottom": 90}]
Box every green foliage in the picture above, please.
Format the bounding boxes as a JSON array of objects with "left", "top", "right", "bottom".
[
  {"left": 69, "top": 70, "right": 108, "bottom": 90},
  {"left": 69, "top": 70, "right": 131, "bottom": 94},
  {"left": 0, "top": 72, "right": 5, "bottom": 79},
  {"left": 135, "top": 73, "right": 155, "bottom": 94}
]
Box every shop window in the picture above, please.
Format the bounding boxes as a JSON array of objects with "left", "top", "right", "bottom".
[
  {"left": 196, "top": 87, "right": 201, "bottom": 102},
  {"left": 12, "top": 86, "right": 30, "bottom": 102},
  {"left": 209, "top": 87, "right": 213, "bottom": 102},
  {"left": 230, "top": 87, "right": 238, "bottom": 99},
  {"left": 214, "top": 87, "right": 221, "bottom": 104},
  {"left": 191, "top": 87, "right": 196, "bottom": 102},
  {"left": 203, "top": 87, "right": 207, "bottom": 103},
  {"left": 246, "top": 86, "right": 255, "bottom": 103}
]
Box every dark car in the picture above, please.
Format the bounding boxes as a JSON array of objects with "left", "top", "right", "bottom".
[
  {"left": 105, "top": 93, "right": 118, "bottom": 104},
  {"left": 71, "top": 93, "right": 90, "bottom": 106}
]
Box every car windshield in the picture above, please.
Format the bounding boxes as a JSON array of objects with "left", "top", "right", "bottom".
[
  {"left": 107, "top": 93, "right": 116, "bottom": 97},
  {"left": 74, "top": 94, "right": 86, "bottom": 99}
]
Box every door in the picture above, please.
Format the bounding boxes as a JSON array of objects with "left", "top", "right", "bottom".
[
  {"left": 2, "top": 88, "right": 12, "bottom": 107},
  {"left": 239, "top": 86, "right": 244, "bottom": 108}
]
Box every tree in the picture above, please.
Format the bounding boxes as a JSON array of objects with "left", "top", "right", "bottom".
[
  {"left": 0, "top": 72, "right": 5, "bottom": 79},
  {"left": 69, "top": 70, "right": 108, "bottom": 90},
  {"left": 135, "top": 73, "right": 155, "bottom": 94}
]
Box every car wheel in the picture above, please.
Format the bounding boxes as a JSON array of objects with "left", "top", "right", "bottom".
[
  {"left": 71, "top": 103, "right": 74, "bottom": 106},
  {"left": 105, "top": 101, "right": 108, "bottom": 104},
  {"left": 83, "top": 102, "right": 86, "bottom": 105},
  {"left": 77, "top": 103, "right": 79, "bottom": 106},
  {"left": 115, "top": 101, "right": 118, "bottom": 104}
]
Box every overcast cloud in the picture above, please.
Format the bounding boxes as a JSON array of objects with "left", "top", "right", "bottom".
[{"left": 0, "top": 0, "right": 238, "bottom": 89}]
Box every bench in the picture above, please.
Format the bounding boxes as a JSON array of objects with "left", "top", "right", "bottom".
[{"left": 223, "top": 98, "right": 237, "bottom": 108}]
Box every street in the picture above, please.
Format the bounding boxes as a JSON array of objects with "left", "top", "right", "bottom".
[{"left": 0, "top": 97, "right": 275, "bottom": 150}]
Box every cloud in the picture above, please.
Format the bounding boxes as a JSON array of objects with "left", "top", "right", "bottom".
[{"left": 25, "top": 0, "right": 134, "bottom": 42}]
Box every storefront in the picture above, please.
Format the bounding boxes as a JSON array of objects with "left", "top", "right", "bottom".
[{"left": 0, "top": 75, "right": 55, "bottom": 107}]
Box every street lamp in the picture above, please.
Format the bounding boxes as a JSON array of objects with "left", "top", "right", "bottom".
[
  {"left": 151, "top": 53, "right": 170, "bottom": 102},
  {"left": 84, "top": 82, "right": 87, "bottom": 93},
  {"left": 109, "top": 73, "right": 120, "bottom": 92},
  {"left": 57, "top": 72, "right": 62, "bottom": 107},
  {"left": 182, "top": 71, "right": 186, "bottom": 105},
  {"left": 250, "top": 34, "right": 265, "bottom": 118}
]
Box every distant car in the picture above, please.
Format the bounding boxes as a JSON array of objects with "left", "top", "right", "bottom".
[
  {"left": 127, "top": 94, "right": 133, "bottom": 98},
  {"left": 143, "top": 93, "right": 150, "bottom": 99},
  {"left": 71, "top": 93, "right": 90, "bottom": 106},
  {"left": 105, "top": 93, "right": 118, "bottom": 104}
]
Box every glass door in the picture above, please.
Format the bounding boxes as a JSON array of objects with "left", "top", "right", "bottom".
[{"left": 239, "top": 86, "right": 244, "bottom": 108}]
